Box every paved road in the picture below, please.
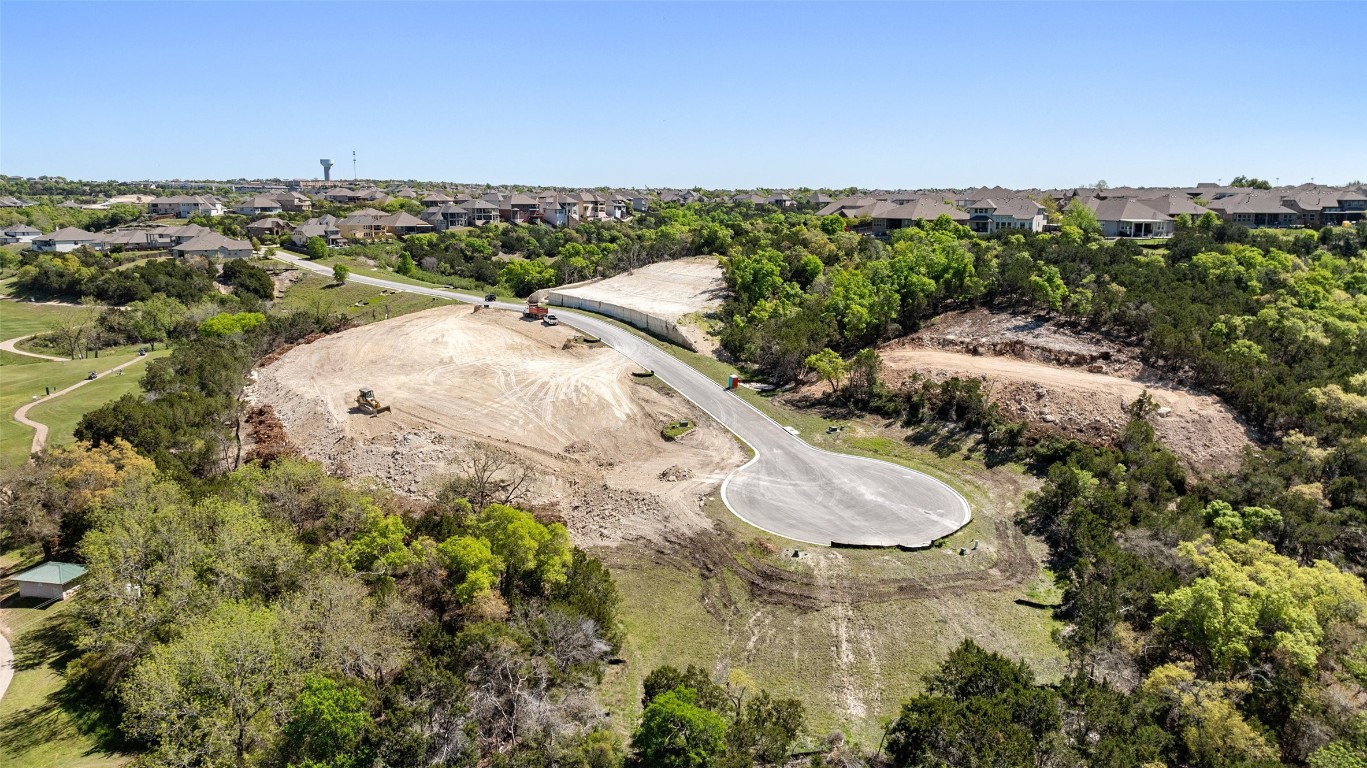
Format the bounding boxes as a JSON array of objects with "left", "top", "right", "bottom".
[
  {"left": 13, "top": 355, "right": 153, "bottom": 454},
  {"left": 270, "top": 253, "right": 970, "bottom": 547},
  {"left": 0, "top": 627, "right": 11, "bottom": 706},
  {"left": 0, "top": 335, "right": 68, "bottom": 362}
]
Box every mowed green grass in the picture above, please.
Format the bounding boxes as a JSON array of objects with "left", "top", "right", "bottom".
[
  {"left": 0, "top": 572, "right": 131, "bottom": 768},
  {"left": 275, "top": 273, "right": 457, "bottom": 323},
  {"left": 0, "top": 297, "right": 85, "bottom": 340},
  {"left": 0, "top": 350, "right": 165, "bottom": 468}
]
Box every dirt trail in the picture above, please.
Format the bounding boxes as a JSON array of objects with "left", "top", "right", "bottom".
[
  {"left": 250, "top": 304, "right": 747, "bottom": 546},
  {"left": 879, "top": 311, "right": 1255, "bottom": 474}
]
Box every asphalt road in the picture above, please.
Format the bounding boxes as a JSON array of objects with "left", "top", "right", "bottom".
[{"left": 270, "top": 252, "right": 971, "bottom": 547}]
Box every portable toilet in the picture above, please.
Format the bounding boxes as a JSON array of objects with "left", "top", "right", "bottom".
[{"left": 727, "top": 374, "right": 740, "bottom": 390}]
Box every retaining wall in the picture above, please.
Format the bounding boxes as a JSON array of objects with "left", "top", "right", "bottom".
[{"left": 547, "top": 292, "right": 697, "bottom": 351}]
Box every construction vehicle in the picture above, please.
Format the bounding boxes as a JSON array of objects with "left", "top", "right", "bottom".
[
  {"left": 524, "top": 301, "right": 548, "bottom": 320},
  {"left": 355, "top": 387, "right": 392, "bottom": 416}
]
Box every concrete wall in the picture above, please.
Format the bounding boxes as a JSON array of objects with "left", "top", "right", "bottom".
[{"left": 547, "top": 291, "right": 698, "bottom": 351}]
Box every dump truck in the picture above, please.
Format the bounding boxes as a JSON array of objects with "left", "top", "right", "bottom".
[
  {"left": 524, "top": 301, "right": 549, "bottom": 320},
  {"left": 355, "top": 387, "right": 392, "bottom": 416}
]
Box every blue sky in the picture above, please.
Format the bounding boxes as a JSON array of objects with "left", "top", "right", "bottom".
[{"left": 2, "top": 1, "right": 1363, "bottom": 188}]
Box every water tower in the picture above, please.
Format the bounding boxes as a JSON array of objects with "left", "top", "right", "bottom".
[{"left": 320, "top": 158, "right": 334, "bottom": 182}]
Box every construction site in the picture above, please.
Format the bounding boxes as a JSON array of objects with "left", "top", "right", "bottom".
[{"left": 248, "top": 304, "right": 748, "bottom": 545}]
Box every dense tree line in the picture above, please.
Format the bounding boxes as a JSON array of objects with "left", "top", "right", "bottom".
[
  {"left": 1, "top": 444, "right": 630, "bottom": 767},
  {"left": 14, "top": 249, "right": 216, "bottom": 304}
]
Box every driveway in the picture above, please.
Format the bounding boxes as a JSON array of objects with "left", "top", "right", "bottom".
[{"left": 270, "top": 252, "right": 970, "bottom": 547}]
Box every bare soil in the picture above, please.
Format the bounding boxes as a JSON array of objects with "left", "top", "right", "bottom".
[
  {"left": 248, "top": 305, "right": 747, "bottom": 546},
  {"left": 552, "top": 257, "right": 726, "bottom": 352},
  {"left": 882, "top": 309, "right": 1255, "bottom": 474}
]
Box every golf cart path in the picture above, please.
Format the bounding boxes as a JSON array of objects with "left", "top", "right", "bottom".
[
  {"left": 0, "top": 622, "right": 11, "bottom": 706},
  {"left": 0, "top": 335, "right": 68, "bottom": 362},
  {"left": 13, "top": 355, "right": 153, "bottom": 454},
  {"left": 271, "top": 252, "right": 971, "bottom": 547}
]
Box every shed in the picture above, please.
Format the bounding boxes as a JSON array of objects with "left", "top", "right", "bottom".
[{"left": 7, "top": 561, "right": 87, "bottom": 601}]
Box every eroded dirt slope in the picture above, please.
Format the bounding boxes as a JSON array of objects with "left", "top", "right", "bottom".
[{"left": 882, "top": 310, "right": 1255, "bottom": 474}]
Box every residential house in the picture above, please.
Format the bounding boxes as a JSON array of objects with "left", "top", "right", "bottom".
[
  {"left": 538, "top": 195, "right": 577, "bottom": 227},
  {"left": 147, "top": 223, "right": 213, "bottom": 248},
  {"left": 6, "top": 561, "right": 87, "bottom": 601},
  {"left": 607, "top": 195, "right": 631, "bottom": 220},
  {"left": 147, "top": 195, "right": 224, "bottom": 218},
  {"left": 462, "top": 199, "right": 500, "bottom": 226},
  {"left": 810, "top": 192, "right": 832, "bottom": 206},
  {"left": 247, "top": 217, "right": 290, "bottom": 239},
  {"left": 1136, "top": 194, "right": 1213, "bottom": 221},
  {"left": 325, "top": 187, "right": 362, "bottom": 203},
  {"left": 1086, "top": 198, "right": 1175, "bottom": 238},
  {"left": 1203, "top": 194, "right": 1298, "bottom": 228},
  {"left": 0, "top": 224, "right": 41, "bottom": 244},
  {"left": 766, "top": 193, "right": 796, "bottom": 209},
  {"left": 379, "top": 211, "right": 434, "bottom": 236},
  {"left": 291, "top": 220, "right": 344, "bottom": 249},
  {"left": 172, "top": 232, "right": 254, "bottom": 259},
  {"left": 1281, "top": 189, "right": 1367, "bottom": 228},
  {"left": 32, "top": 226, "right": 103, "bottom": 252},
  {"left": 234, "top": 195, "right": 284, "bottom": 217},
  {"left": 816, "top": 197, "right": 879, "bottom": 217},
  {"left": 337, "top": 210, "right": 388, "bottom": 240},
  {"left": 502, "top": 193, "right": 540, "bottom": 224},
  {"left": 871, "top": 199, "right": 969, "bottom": 237},
  {"left": 0, "top": 195, "right": 29, "bottom": 207},
  {"left": 421, "top": 191, "right": 454, "bottom": 208},
  {"left": 964, "top": 198, "right": 1046, "bottom": 234},
  {"left": 272, "top": 191, "right": 313, "bottom": 212},
  {"left": 573, "top": 191, "right": 605, "bottom": 220},
  {"left": 97, "top": 229, "right": 157, "bottom": 251}
]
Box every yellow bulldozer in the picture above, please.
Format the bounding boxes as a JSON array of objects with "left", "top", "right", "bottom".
[{"left": 355, "top": 387, "right": 392, "bottom": 416}]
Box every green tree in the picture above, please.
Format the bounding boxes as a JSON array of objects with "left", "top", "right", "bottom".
[
  {"left": 1153, "top": 536, "right": 1367, "bottom": 676},
  {"left": 804, "top": 347, "right": 847, "bottom": 395},
  {"left": 1061, "top": 198, "right": 1102, "bottom": 238},
  {"left": 282, "top": 676, "right": 371, "bottom": 768},
  {"left": 632, "top": 688, "right": 728, "bottom": 768},
  {"left": 333, "top": 263, "right": 350, "bottom": 285},
  {"left": 477, "top": 503, "right": 573, "bottom": 593},
  {"left": 306, "top": 236, "right": 328, "bottom": 259},
  {"left": 127, "top": 293, "right": 187, "bottom": 350},
  {"left": 121, "top": 602, "right": 308, "bottom": 767},
  {"left": 436, "top": 535, "right": 503, "bottom": 604}
]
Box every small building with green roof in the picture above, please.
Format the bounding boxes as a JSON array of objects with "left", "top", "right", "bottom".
[{"left": 6, "top": 561, "right": 88, "bottom": 601}]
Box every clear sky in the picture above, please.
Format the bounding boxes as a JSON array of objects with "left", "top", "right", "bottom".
[{"left": 2, "top": 1, "right": 1363, "bottom": 189}]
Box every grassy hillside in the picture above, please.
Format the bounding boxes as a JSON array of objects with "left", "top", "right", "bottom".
[{"left": 0, "top": 553, "right": 129, "bottom": 768}]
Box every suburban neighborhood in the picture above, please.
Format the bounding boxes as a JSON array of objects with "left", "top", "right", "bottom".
[{"left": 3, "top": 2, "right": 1366, "bottom": 768}]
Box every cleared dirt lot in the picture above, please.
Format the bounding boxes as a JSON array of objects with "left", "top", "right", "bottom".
[
  {"left": 548, "top": 257, "right": 725, "bottom": 351},
  {"left": 882, "top": 310, "right": 1255, "bottom": 474},
  {"left": 249, "top": 305, "right": 746, "bottom": 545}
]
